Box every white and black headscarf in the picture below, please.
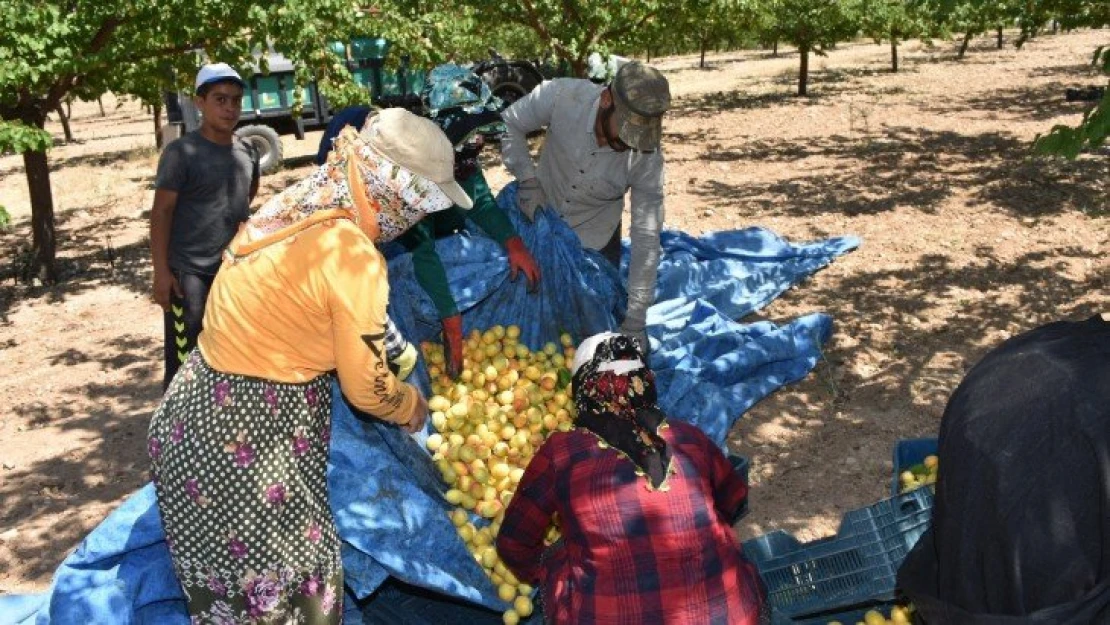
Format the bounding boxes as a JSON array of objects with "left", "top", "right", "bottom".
[{"left": 571, "top": 332, "right": 671, "bottom": 488}]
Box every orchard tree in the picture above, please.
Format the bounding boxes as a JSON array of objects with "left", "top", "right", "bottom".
[
  {"left": 858, "top": 0, "right": 936, "bottom": 72},
  {"left": 766, "top": 0, "right": 861, "bottom": 96},
  {"left": 0, "top": 0, "right": 437, "bottom": 284},
  {"left": 451, "top": 0, "right": 682, "bottom": 76},
  {"left": 682, "top": 0, "right": 757, "bottom": 69},
  {"left": 1026, "top": 0, "right": 1110, "bottom": 40},
  {"left": 944, "top": 1, "right": 1019, "bottom": 58}
]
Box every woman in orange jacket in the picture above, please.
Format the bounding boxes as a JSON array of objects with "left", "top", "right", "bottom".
[{"left": 147, "top": 109, "right": 469, "bottom": 624}]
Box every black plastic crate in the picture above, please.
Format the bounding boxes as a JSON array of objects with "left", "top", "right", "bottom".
[{"left": 742, "top": 488, "right": 933, "bottom": 619}]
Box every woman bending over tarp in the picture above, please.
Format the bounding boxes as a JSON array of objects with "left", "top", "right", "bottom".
[{"left": 147, "top": 109, "right": 469, "bottom": 624}]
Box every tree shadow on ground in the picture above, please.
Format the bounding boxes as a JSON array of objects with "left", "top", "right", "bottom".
[
  {"left": 731, "top": 245, "right": 1106, "bottom": 536},
  {"left": 0, "top": 209, "right": 151, "bottom": 320},
  {"left": 1025, "top": 62, "right": 1104, "bottom": 79},
  {"left": 920, "top": 81, "right": 1098, "bottom": 121},
  {"left": 674, "top": 90, "right": 819, "bottom": 116},
  {"left": 0, "top": 145, "right": 153, "bottom": 180},
  {"left": 673, "top": 68, "right": 908, "bottom": 117},
  {"left": 689, "top": 126, "right": 1107, "bottom": 218},
  {"left": 1, "top": 333, "right": 161, "bottom": 585},
  {"left": 48, "top": 147, "right": 155, "bottom": 173}
]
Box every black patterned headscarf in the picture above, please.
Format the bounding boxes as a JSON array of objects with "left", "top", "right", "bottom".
[{"left": 571, "top": 332, "right": 672, "bottom": 489}]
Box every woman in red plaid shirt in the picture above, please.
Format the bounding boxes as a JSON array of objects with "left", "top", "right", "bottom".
[{"left": 497, "top": 333, "right": 766, "bottom": 624}]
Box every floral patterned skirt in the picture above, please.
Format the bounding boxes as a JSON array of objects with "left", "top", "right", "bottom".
[{"left": 149, "top": 350, "right": 342, "bottom": 624}]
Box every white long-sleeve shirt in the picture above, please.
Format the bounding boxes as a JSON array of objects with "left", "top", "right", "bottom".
[{"left": 500, "top": 78, "right": 665, "bottom": 331}]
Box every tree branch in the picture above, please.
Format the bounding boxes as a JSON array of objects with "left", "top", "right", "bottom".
[
  {"left": 601, "top": 10, "right": 657, "bottom": 40},
  {"left": 561, "top": 0, "right": 583, "bottom": 27},
  {"left": 518, "top": 0, "right": 574, "bottom": 60},
  {"left": 44, "top": 16, "right": 125, "bottom": 111}
]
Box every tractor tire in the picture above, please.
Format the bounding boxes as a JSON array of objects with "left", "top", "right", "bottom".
[
  {"left": 478, "top": 62, "right": 544, "bottom": 107},
  {"left": 235, "top": 125, "right": 283, "bottom": 175}
]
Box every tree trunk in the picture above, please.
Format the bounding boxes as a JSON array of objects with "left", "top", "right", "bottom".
[
  {"left": 65, "top": 99, "right": 72, "bottom": 120},
  {"left": 24, "top": 148, "right": 58, "bottom": 284},
  {"left": 98, "top": 96, "right": 106, "bottom": 117},
  {"left": 958, "top": 32, "right": 973, "bottom": 58},
  {"left": 997, "top": 26, "right": 1003, "bottom": 48},
  {"left": 891, "top": 38, "right": 899, "bottom": 72},
  {"left": 772, "top": 39, "right": 779, "bottom": 57},
  {"left": 153, "top": 100, "right": 163, "bottom": 149},
  {"left": 569, "top": 56, "right": 588, "bottom": 78},
  {"left": 54, "top": 104, "right": 73, "bottom": 143},
  {"left": 798, "top": 46, "right": 809, "bottom": 96},
  {"left": 699, "top": 36, "right": 708, "bottom": 69}
]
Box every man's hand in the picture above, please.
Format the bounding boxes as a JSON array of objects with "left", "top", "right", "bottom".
[
  {"left": 152, "top": 267, "right": 183, "bottom": 311},
  {"left": 402, "top": 391, "right": 428, "bottom": 433},
  {"left": 516, "top": 178, "right": 547, "bottom": 222},
  {"left": 505, "top": 237, "right": 541, "bottom": 291}
]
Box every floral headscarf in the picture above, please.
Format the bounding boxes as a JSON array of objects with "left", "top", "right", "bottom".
[
  {"left": 571, "top": 332, "right": 672, "bottom": 490},
  {"left": 245, "top": 123, "right": 453, "bottom": 244}
]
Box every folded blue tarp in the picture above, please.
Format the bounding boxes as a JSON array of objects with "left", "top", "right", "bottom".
[{"left": 0, "top": 186, "right": 857, "bottom": 624}]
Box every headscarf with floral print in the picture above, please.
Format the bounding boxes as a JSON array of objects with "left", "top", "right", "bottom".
[
  {"left": 571, "top": 332, "right": 671, "bottom": 488},
  {"left": 244, "top": 121, "right": 454, "bottom": 245}
]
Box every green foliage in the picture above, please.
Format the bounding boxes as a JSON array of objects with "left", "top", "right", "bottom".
[
  {"left": 0, "top": 120, "right": 52, "bottom": 155},
  {"left": 858, "top": 0, "right": 938, "bottom": 45},
  {"left": 768, "top": 0, "right": 860, "bottom": 55},
  {"left": 438, "top": 0, "right": 684, "bottom": 76},
  {"left": 678, "top": 0, "right": 762, "bottom": 66},
  {"left": 0, "top": 204, "right": 10, "bottom": 231},
  {"left": 761, "top": 0, "right": 860, "bottom": 94},
  {"left": 1034, "top": 46, "right": 1109, "bottom": 158}
]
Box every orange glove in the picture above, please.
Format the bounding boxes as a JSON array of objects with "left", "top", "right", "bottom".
[{"left": 505, "top": 236, "right": 541, "bottom": 292}]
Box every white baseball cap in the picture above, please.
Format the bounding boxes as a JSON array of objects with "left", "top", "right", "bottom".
[
  {"left": 361, "top": 108, "right": 473, "bottom": 209},
  {"left": 195, "top": 63, "right": 245, "bottom": 93}
]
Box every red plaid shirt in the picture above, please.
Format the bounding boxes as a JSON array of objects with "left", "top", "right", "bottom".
[{"left": 496, "top": 421, "right": 764, "bottom": 624}]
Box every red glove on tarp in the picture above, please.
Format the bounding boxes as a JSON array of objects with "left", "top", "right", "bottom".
[
  {"left": 441, "top": 314, "right": 464, "bottom": 378},
  {"left": 505, "top": 236, "right": 541, "bottom": 292}
]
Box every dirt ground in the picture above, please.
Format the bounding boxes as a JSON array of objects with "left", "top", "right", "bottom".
[{"left": 1, "top": 30, "right": 1106, "bottom": 595}]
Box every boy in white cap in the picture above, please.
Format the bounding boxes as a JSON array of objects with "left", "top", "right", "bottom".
[{"left": 149, "top": 63, "right": 260, "bottom": 390}]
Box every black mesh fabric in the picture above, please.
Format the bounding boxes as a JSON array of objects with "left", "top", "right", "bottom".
[{"left": 898, "top": 315, "right": 1110, "bottom": 624}]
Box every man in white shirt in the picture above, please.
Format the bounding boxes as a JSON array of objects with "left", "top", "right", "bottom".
[{"left": 499, "top": 62, "right": 670, "bottom": 353}]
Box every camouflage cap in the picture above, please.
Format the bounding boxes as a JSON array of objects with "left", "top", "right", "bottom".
[{"left": 610, "top": 62, "right": 670, "bottom": 152}]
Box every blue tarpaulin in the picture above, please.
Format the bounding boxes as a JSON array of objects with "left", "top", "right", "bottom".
[{"left": 0, "top": 185, "right": 857, "bottom": 624}]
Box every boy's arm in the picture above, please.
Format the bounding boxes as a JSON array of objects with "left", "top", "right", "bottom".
[{"left": 150, "top": 188, "right": 182, "bottom": 311}]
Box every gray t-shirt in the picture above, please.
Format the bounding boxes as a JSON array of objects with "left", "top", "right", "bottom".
[{"left": 155, "top": 131, "right": 259, "bottom": 275}]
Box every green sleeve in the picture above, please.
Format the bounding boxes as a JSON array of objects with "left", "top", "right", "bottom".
[
  {"left": 462, "top": 171, "right": 518, "bottom": 245},
  {"left": 395, "top": 218, "right": 459, "bottom": 319}
]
